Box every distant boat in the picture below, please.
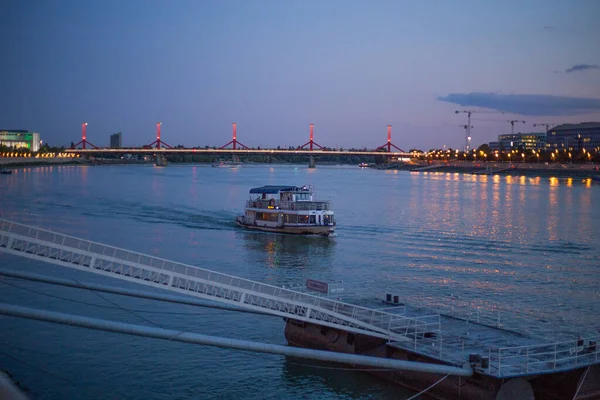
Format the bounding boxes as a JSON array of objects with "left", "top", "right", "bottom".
[
  {"left": 212, "top": 160, "right": 241, "bottom": 168},
  {"left": 359, "top": 162, "right": 368, "bottom": 168},
  {"left": 0, "top": 168, "right": 13, "bottom": 175}
]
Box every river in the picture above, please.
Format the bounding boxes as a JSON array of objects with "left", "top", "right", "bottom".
[{"left": 0, "top": 164, "right": 599, "bottom": 399}]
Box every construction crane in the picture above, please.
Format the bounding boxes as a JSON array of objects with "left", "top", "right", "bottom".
[
  {"left": 459, "top": 125, "right": 474, "bottom": 151},
  {"left": 533, "top": 123, "right": 553, "bottom": 133},
  {"left": 507, "top": 120, "right": 526, "bottom": 135},
  {"left": 455, "top": 110, "right": 503, "bottom": 151}
]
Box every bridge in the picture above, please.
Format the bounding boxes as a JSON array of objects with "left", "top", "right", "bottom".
[
  {"left": 65, "top": 147, "right": 412, "bottom": 157},
  {"left": 64, "top": 122, "right": 412, "bottom": 158}
]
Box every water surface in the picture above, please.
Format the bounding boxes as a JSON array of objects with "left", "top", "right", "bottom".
[{"left": 1, "top": 164, "right": 598, "bottom": 399}]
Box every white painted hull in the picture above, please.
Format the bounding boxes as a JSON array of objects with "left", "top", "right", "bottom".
[{"left": 235, "top": 217, "right": 335, "bottom": 236}]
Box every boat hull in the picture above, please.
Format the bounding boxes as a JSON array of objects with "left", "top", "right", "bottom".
[{"left": 235, "top": 217, "right": 334, "bottom": 236}]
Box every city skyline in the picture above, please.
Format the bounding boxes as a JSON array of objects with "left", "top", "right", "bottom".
[{"left": 2, "top": 0, "right": 599, "bottom": 150}]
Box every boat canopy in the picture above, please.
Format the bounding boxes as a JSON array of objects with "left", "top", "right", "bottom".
[{"left": 249, "top": 185, "right": 306, "bottom": 194}]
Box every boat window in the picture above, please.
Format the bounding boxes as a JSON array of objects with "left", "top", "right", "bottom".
[
  {"left": 285, "top": 214, "right": 298, "bottom": 223},
  {"left": 309, "top": 215, "right": 316, "bottom": 224},
  {"left": 298, "top": 215, "right": 309, "bottom": 224}
]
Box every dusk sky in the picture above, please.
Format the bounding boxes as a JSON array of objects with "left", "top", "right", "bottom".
[{"left": 2, "top": 0, "right": 600, "bottom": 150}]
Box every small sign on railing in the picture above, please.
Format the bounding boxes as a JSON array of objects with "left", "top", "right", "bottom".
[{"left": 306, "top": 279, "right": 329, "bottom": 294}]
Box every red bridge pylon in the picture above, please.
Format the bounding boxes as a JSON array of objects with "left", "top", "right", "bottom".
[
  {"left": 220, "top": 122, "right": 249, "bottom": 150},
  {"left": 298, "top": 124, "right": 323, "bottom": 150},
  {"left": 147, "top": 122, "right": 172, "bottom": 149},
  {"left": 375, "top": 125, "right": 404, "bottom": 152},
  {"left": 70, "top": 122, "right": 98, "bottom": 149}
]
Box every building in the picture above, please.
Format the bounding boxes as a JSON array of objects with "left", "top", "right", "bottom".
[
  {"left": 490, "top": 132, "right": 546, "bottom": 151},
  {"left": 545, "top": 122, "right": 600, "bottom": 151},
  {"left": 110, "top": 132, "right": 122, "bottom": 149},
  {"left": 0, "top": 130, "right": 41, "bottom": 152}
]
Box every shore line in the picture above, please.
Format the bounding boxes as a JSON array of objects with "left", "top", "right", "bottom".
[
  {"left": 377, "top": 163, "right": 600, "bottom": 179},
  {"left": 2, "top": 158, "right": 600, "bottom": 179}
]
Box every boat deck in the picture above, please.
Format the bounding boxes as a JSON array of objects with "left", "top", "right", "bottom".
[
  {"left": 388, "top": 304, "right": 598, "bottom": 378},
  {"left": 304, "top": 289, "right": 599, "bottom": 379}
]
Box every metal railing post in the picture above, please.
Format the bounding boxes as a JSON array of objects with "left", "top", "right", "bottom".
[
  {"left": 414, "top": 329, "right": 417, "bottom": 351},
  {"left": 488, "top": 347, "right": 491, "bottom": 374},
  {"left": 498, "top": 348, "right": 502, "bottom": 376}
]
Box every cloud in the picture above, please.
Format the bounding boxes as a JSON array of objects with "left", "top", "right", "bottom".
[
  {"left": 438, "top": 92, "right": 600, "bottom": 116},
  {"left": 565, "top": 64, "right": 600, "bottom": 73}
]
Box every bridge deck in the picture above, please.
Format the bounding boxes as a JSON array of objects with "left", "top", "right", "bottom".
[
  {"left": 0, "top": 219, "right": 437, "bottom": 343},
  {"left": 64, "top": 148, "right": 411, "bottom": 157}
]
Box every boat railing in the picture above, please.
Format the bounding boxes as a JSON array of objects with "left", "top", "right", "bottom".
[
  {"left": 377, "top": 286, "right": 600, "bottom": 375},
  {"left": 487, "top": 334, "right": 600, "bottom": 377},
  {"left": 378, "top": 288, "right": 597, "bottom": 341},
  {"left": 246, "top": 200, "right": 331, "bottom": 211}
]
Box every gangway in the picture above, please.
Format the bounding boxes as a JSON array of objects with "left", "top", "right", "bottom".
[{"left": 0, "top": 219, "right": 438, "bottom": 343}]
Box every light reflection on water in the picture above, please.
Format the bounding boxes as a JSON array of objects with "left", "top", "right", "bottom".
[{"left": 0, "top": 166, "right": 599, "bottom": 399}]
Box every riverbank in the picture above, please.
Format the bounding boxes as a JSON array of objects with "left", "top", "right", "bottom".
[
  {"left": 2, "top": 157, "right": 600, "bottom": 180},
  {"left": 0, "top": 157, "right": 149, "bottom": 168},
  {"left": 377, "top": 161, "right": 600, "bottom": 179}
]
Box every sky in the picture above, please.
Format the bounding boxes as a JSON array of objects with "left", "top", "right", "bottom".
[{"left": 1, "top": 0, "right": 600, "bottom": 151}]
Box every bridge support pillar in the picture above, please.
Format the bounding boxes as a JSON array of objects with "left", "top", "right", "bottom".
[
  {"left": 155, "top": 154, "right": 167, "bottom": 167},
  {"left": 308, "top": 156, "right": 315, "bottom": 169}
]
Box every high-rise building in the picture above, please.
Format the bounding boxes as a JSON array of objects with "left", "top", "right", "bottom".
[
  {"left": 110, "top": 132, "right": 122, "bottom": 149},
  {"left": 546, "top": 123, "right": 600, "bottom": 151},
  {"left": 494, "top": 133, "right": 547, "bottom": 151},
  {"left": 0, "top": 130, "right": 41, "bottom": 152}
]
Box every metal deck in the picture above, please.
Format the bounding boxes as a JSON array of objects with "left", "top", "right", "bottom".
[
  {"left": 387, "top": 303, "right": 599, "bottom": 378},
  {"left": 325, "top": 291, "right": 600, "bottom": 378},
  {"left": 0, "top": 219, "right": 438, "bottom": 343}
]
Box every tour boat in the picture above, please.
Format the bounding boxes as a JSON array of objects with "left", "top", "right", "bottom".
[
  {"left": 358, "top": 162, "right": 368, "bottom": 168},
  {"left": 235, "top": 185, "right": 336, "bottom": 236}
]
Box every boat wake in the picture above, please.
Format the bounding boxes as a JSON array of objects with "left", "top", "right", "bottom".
[{"left": 84, "top": 201, "right": 238, "bottom": 232}]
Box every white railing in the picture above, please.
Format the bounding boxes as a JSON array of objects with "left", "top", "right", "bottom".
[
  {"left": 379, "top": 289, "right": 597, "bottom": 341},
  {"left": 377, "top": 287, "right": 600, "bottom": 376},
  {"left": 245, "top": 200, "right": 331, "bottom": 211},
  {"left": 488, "top": 335, "right": 600, "bottom": 377},
  {"left": 0, "top": 219, "right": 429, "bottom": 342}
]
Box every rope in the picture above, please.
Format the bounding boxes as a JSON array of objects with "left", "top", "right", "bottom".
[
  {"left": 403, "top": 373, "right": 450, "bottom": 400},
  {"left": 572, "top": 364, "right": 591, "bottom": 400}
]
